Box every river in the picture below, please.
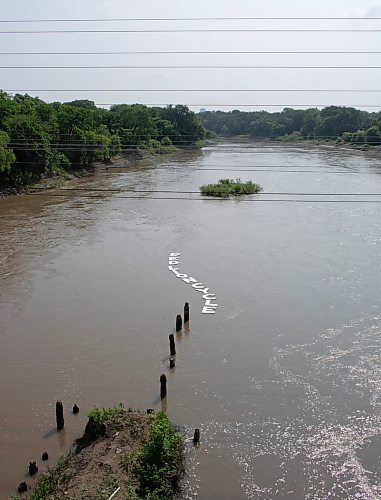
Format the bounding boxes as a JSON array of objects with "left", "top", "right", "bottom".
[{"left": 1, "top": 141, "right": 381, "bottom": 498}]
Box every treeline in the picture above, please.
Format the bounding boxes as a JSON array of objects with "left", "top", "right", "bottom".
[
  {"left": 0, "top": 92, "right": 207, "bottom": 187},
  {"left": 199, "top": 106, "right": 381, "bottom": 146}
]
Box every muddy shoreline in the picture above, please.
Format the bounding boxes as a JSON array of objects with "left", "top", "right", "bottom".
[
  {"left": 0, "top": 144, "right": 209, "bottom": 199},
  {"left": 0, "top": 152, "right": 144, "bottom": 199},
  {"left": 15, "top": 408, "right": 184, "bottom": 500}
]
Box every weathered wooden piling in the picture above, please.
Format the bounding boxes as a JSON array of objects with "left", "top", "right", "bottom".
[
  {"left": 28, "top": 461, "right": 38, "bottom": 476},
  {"left": 73, "top": 404, "right": 79, "bottom": 414},
  {"left": 56, "top": 401, "right": 64, "bottom": 431},
  {"left": 41, "top": 451, "right": 49, "bottom": 461},
  {"left": 18, "top": 482, "right": 28, "bottom": 494},
  {"left": 193, "top": 428, "right": 200, "bottom": 445},
  {"left": 169, "top": 356, "right": 176, "bottom": 369},
  {"left": 160, "top": 374, "right": 167, "bottom": 399},
  {"left": 176, "top": 314, "right": 182, "bottom": 331},
  {"left": 184, "top": 302, "right": 189, "bottom": 323},
  {"left": 169, "top": 333, "right": 176, "bottom": 356}
]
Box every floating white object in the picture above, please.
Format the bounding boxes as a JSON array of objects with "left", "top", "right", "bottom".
[{"left": 168, "top": 253, "right": 218, "bottom": 314}]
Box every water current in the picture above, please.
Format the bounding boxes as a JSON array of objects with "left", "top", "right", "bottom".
[{"left": 1, "top": 141, "right": 381, "bottom": 498}]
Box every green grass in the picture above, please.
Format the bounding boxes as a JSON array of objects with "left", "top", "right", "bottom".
[
  {"left": 135, "top": 411, "right": 184, "bottom": 499},
  {"left": 87, "top": 402, "right": 127, "bottom": 425},
  {"left": 31, "top": 455, "right": 68, "bottom": 500},
  {"left": 200, "top": 178, "right": 262, "bottom": 198},
  {"left": 24, "top": 408, "right": 183, "bottom": 500}
]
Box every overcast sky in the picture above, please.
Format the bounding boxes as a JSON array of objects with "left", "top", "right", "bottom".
[{"left": 1, "top": 0, "right": 381, "bottom": 112}]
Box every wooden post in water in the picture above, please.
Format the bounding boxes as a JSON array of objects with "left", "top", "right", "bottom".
[
  {"left": 160, "top": 374, "right": 167, "bottom": 399},
  {"left": 28, "top": 461, "right": 38, "bottom": 476},
  {"left": 56, "top": 401, "right": 64, "bottom": 431},
  {"left": 184, "top": 302, "right": 189, "bottom": 323},
  {"left": 176, "top": 314, "right": 182, "bottom": 331},
  {"left": 18, "top": 482, "right": 28, "bottom": 494},
  {"left": 73, "top": 404, "right": 79, "bottom": 414},
  {"left": 169, "top": 333, "right": 176, "bottom": 356},
  {"left": 193, "top": 429, "right": 200, "bottom": 445}
]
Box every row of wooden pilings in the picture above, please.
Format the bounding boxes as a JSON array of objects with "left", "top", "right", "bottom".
[
  {"left": 159, "top": 302, "right": 200, "bottom": 445},
  {"left": 17, "top": 403, "right": 80, "bottom": 493},
  {"left": 17, "top": 302, "right": 198, "bottom": 494}
]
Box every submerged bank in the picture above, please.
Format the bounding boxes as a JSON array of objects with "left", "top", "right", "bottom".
[
  {"left": 0, "top": 145, "right": 203, "bottom": 199},
  {"left": 18, "top": 408, "right": 184, "bottom": 500}
]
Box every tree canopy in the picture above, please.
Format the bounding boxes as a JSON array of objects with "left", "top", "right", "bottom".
[
  {"left": 0, "top": 92, "right": 207, "bottom": 187},
  {"left": 199, "top": 107, "right": 381, "bottom": 145}
]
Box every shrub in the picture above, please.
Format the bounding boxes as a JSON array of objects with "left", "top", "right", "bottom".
[
  {"left": 200, "top": 178, "right": 262, "bottom": 198},
  {"left": 87, "top": 402, "right": 125, "bottom": 425},
  {"left": 136, "top": 411, "right": 184, "bottom": 499},
  {"left": 160, "top": 136, "right": 172, "bottom": 146}
]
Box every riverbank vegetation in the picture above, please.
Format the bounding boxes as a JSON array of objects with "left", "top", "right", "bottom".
[
  {"left": 200, "top": 178, "right": 262, "bottom": 198},
  {"left": 199, "top": 106, "right": 381, "bottom": 148},
  {"left": 0, "top": 91, "right": 208, "bottom": 188},
  {"left": 27, "top": 407, "right": 184, "bottom": 500}
]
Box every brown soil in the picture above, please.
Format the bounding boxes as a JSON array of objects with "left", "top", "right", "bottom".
[
  {"left": 44, "top": 411, "right": 155, "bottom": 500},
  {"left": 0, "top": 152, "right": 144, "bottom": 199}
]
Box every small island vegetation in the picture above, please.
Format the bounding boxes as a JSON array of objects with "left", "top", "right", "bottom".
[
  {"left": 27, "top": 406, "right": 184, "bottom": 500},
  {"left": 200, "top": 178, "right": 262, "bottom": 198}
]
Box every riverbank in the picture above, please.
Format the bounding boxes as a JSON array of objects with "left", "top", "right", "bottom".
[
  {"left": 214, "top": 134, "right": 381, "bottom": 153},
  {"left": 19, "top": 408, "right": 184, "bottom": 500},
  {"left": 0, "top": 147, "right": 189, "bottom": 199}
]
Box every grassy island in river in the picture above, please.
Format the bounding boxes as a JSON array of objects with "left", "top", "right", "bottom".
[{"left": 200, "top": 178, "right": 262, "bottom": 198}]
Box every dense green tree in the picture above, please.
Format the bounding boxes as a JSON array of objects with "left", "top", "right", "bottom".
[
  {"left": 199, "top": 106, "right": 379, "bottom": 144},
  {"left": 0, "top": 92, "right": 207, "bottom": 187},
  {"left": 0, "top": 131, "right": 16, "bottom": 175},
  {"left": 365, "top": 126, "right": 381, "bottom": 145}
]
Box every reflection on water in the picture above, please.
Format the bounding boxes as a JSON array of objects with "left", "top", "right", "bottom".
[
  {"left": 1, "top": 143, "right": 381, "bottom": 497},
  {"left": 189, "top": 318, "right": 381, "bottom": 499}
]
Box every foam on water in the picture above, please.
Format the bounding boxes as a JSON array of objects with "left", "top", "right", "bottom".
[{"left": 183, "top": 317, "right": 381, "bottom": 498}]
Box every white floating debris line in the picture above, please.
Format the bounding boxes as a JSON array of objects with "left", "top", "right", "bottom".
[{"left": 168, "top": 253, "right": 218, "bottom": 314}]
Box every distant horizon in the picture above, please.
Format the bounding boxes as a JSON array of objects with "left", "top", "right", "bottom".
[{"left": 1, "top": 90, "right": 381, "bottom": 114}]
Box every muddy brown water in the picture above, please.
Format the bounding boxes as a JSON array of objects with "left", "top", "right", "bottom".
[{"left": 1, "top": 142, "right": 381, "bottom": 498}]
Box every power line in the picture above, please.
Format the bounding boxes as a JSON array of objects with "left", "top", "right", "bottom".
[
  {"left": 1, "top": 17, "right": 381, "bottom": 22},
  {"left": 7, "top": 135, "right": 381, "bottom": 140},
  {"left": 10, "top": 160, "right": 374, "bottom": 167},
  {"left": 109, "top": 168, "right": 363, "bottom": 173},
  {"left": 52, "top": 103, "right": 381, "bottom": 108},
  {"left": 6, "top": 147, "right": 379, "bottom": 154},
  {"left": 5, "top": 89, "right": 381, "bottom": 92},
  {"left": 7, "top": 139, "right": 381, "bottom": 147},
  {"left": 6, "top": 159, "right": 365, "bottom": 174},
  {"left": 38, "top": 187, "right": 381, "bottom": 195},
  {"left": 5, "top": 65, "right": 381, "bottom": 69},
  {"left": 27, "top": 192, "right": 381, "bottom": 203},
  {"left": 8, "top": 141, "right": 204, "bottom": 147},
  {"left": 2, "top": 50, "right": 381, "bottom": 55},
  {"left": 5, "top": 163, "right": 365, "bottom": 174},
  {"left": 2, "top": 28, "right": 381, "bottom": 34},
  {"left": 12, "top": 135, "right": 381, "bottom": 140}
]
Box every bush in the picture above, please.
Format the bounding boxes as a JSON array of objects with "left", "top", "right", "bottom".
[
  {"left": 200, "top": 178, "right": 262, "bottom": 198},
  {"left": 160, "top": 136, "right": 172, "bottom": 146},
  {"left": 136, "top": 411, "right": 184, "bottom": 499}
]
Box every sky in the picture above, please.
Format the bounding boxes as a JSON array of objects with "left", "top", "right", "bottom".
[{"left": 1, "top": 0, "right": 381, "bottom": 112}]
